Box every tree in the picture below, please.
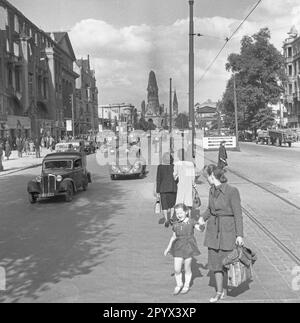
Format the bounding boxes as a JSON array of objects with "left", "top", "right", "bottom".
[
  {"left": 221, "top": 28, "right": 286, "bottom": 133},
  {"left": 147, "top": 118, "right": 157, "bottom": 130},
  {"left": 137, "top": 117, "right": 148, "bottom": 131},
  {"left": 175, "top": 113, "right": 189, "bottom": 129}
]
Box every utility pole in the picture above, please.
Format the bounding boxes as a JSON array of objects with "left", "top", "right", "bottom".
[
  {"left": 169, "top": 78, "right": 173, "bottom": 154},
  {"left": 233, "top": 73, "right": 240, "bottom": 151},
  {"left": 189, "top": 0, "right": 195, "bottom": 158},
  {"left": 169, "top": 78, "right": 173, "bottom": 133}
]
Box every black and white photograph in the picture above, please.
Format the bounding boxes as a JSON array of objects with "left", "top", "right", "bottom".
[{"left": 1, "top": 0, "right": 300, "bottom": 307}]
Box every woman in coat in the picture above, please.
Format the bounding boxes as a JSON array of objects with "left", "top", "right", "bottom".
[
  {"left": 173, "top": 149, "right": 195, "bottom": 216},
  {"left": 218, "top": 141, "right": 228, "bottom": 169},
  {"left": 156, "top": 153, "right": 177, "bottom": 228},
  {"left": 5, "top": 141, "right": 11, "bottom": 160},
  {"left": 199, "top": 164, "right": 244, "bottom": 303}
]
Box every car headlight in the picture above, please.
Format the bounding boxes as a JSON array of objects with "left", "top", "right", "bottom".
[
  {"left": 36, "top": 176, "right": 42, "bottom": 183},
  {"left": 56, "top": 175, "right": 63, "bottom": 182}
]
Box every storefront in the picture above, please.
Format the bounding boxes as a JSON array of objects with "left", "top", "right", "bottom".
[{"left": 6, "top": 115, "right": 31, "bottom": 138}]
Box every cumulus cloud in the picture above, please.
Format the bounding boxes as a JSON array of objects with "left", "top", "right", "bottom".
[{"left": 69, "top": 2, "right": 300, "bottom": 112}]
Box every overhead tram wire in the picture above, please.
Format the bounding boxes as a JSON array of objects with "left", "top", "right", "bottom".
[{"left": 195, "top": 0, "right": 262, "bottom": 85}]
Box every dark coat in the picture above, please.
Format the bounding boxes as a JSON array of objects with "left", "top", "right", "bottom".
[
  {"left": 156, "top": 164, "right": 177, "bottom": 193},
  {"left": 202, "top": 183, "right": 243, "bottom": 251},
  {"left": 218, "top": 145, "right": 227, "bottom": 168},
  {"left": 5, "top": 143, "right": 11, "bottom": 157}
]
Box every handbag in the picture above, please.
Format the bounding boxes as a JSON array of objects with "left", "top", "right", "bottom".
[
  {"left": 192, "top": 185, "right": 201, "bottom": 209},
  {"left": 223, "top": 246, "right": 257, "bottom": 288},
  {"left": 227, "top": 261, "right": 253, "bottom": 288}
]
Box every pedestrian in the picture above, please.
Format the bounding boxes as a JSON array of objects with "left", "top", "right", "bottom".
[
  {"left": 199, "top": 164, "right": 244, "bottom": 303},
  {"left": 0, "top": 142, "right": 4, "bottom": 171},
  {"left": 156, "top": 153, "right": 178, "bottom": 228},
  {"left": 218, "top": 141, "right": 228, "bottom": 169},
  {"left": 24, "top": 138, "right": 29, "bottom": 155},
  {"left": 16, "top": 136, "right": 23, "bottom": 158},
  {"left": 173, "top": 149, "right": 195, "bottom": 217},
  {"left": 35, "top": 137, "right": 41, "bottom": 158},
  {"left": 5, "top": 141, "right": 11, "bottom": 160},
  {"left": 164, "top": 203, "right": 203, "bottom": 295}
]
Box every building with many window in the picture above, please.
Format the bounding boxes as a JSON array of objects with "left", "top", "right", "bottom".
[
  {"left": 283, "top": 26, "right": 300, "bottom": 128},
  {"left": 0, "top": 0, "right": 82, "bottom": 141},
  {"left": 74, "top": 56, "right": 99, "bottom": 134}
]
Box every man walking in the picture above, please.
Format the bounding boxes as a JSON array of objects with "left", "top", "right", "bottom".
[
  {"left": 35, "top": 137, "right": 41, "bottom": 158},
  {"left": 16, "top": 136, "right": 23, "bottom": 158},
  {"left": 218, "top": 141, "right": 228, "bottom": 169}
]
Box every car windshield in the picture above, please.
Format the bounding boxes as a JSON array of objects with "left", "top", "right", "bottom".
[{"left": 44, "top": 160, "right": 73, "bottom": 169}]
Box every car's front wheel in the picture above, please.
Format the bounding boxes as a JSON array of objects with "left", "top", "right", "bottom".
[
  {"left": 29, "top": 193, "right": 38, "bottom": 204},
  {"left": 65, "top": 184, "right": 74, "bottom": 202},
  {"left": 82, "top": 180, "right": 88, "bottom": 191}
]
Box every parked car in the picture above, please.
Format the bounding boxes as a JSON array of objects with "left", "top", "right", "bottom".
[
  {"left": 84, "top": 141, "right": 96, "bottom": 154},
  {"left": 27, "top": 152, "right": 92, "bottom": 203},
  {"left": 256, "top": 130, "right": 270, "bottom": 144}
]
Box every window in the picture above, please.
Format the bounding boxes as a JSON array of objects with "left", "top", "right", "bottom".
[
  {"left": 8, "top": 68, "right": 13, "bottom": 86},
  {"left": 288, "top": 65, "right": 293, "bottom": 76},
  {"left": 0, "top": 6, "right": 8, "bottom": 30},
  {"left": 44, "top": 160, "right": 72, "bottom": 169},
  {"left": 74, "top": 159, "right": 82, "bottom": 168},
  {"left": 13, "top": 42, "right": 19, "bottom": 57},
  {"left": 289, "top": 83, "right": 293, "bottom": 95},
  {"left": 43, "top": 78, "right": 47, "bottom": 99},
  {"left": 14, "top": 15, "right": 19, "bottom": 33},
  {"left": 288, "top": 47, "right": 292, "bottom": 58},
  {"left": 15, "top": 68, "right": 21, "bottom": 92}
]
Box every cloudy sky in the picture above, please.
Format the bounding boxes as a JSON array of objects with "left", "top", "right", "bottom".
[{"left": 9, "top": 0, "right": 300, "bottom": 112}]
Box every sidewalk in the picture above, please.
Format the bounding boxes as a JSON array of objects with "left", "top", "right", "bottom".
[{"left": 0, "top": 148, "right": 50, "bottom": 176}]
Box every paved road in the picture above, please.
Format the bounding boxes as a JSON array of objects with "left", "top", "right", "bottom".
[{"left": 0, "top": 146, "right": 300, "bottom": 302}]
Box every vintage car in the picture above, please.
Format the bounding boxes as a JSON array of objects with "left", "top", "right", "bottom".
[
  {"left": 84, "top": 141, "right": 96, "bottom": 154},
  {"left": 109, "top": 150, "right": 146, "bottom": 180},
  {"left": 27, "top": 152, "right": 92, "bottom": 203}
]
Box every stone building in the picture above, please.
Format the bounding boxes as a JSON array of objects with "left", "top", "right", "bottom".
[
  {"left": 283, "top": 26, "right": 300, "bottom": 128},
  {"left": 0, "top": 0, "right": 79, "bottom": 140},
  {"left": 74, "top": 56, "right": 99, "bottom": 134},
  {"left": 145, "top": 70, "right": 164, "bottom": 127}
]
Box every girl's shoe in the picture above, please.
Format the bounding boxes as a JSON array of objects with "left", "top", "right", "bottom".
[
  {"left": 173, "top": 285, "right": 183, "bottom": 295},
  {"left": 180, "top": 286, "right": 190, "bottom": 294},
  {"left": 209, "top": 291, "right": 225, "bottom": 303}
]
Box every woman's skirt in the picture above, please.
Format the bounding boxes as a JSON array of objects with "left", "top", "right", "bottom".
[
  {"left": 160, "top": 192, "right": 177, "bottom": 210},
  {"left": 208, "top": 248, "right": 232, "bottom": 272}
]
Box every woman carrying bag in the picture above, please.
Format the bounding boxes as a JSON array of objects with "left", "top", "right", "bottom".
[
  {"left": 199, "top": 164, "right": 244, "bottom": 303},
  {"left": 156, "top": 153, "right": 178, "bottom": 228}
]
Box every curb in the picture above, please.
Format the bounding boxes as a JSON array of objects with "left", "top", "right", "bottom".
[{"left": 0, "top": 162, "right": 42, "bottom": 177}]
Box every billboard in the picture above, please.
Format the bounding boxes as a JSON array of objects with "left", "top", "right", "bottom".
[{"left": 66, "top": 120, "right": 72, "bottom": 131}]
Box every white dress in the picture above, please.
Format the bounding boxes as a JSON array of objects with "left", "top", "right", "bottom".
[{"left": 173, "top": 160, "right": 195, "bottom": 207}]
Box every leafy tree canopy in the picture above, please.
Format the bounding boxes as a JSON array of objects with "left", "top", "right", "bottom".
[{"left": 221, "top": 28, "right": 286, "bottom": 131}]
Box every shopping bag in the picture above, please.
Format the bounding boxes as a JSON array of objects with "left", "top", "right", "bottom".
[
  {"left": 192, "top": 186, "right": 201, "bottom": 209},
  {"left": 155, "top": 197, "right": 161, "bottom": 215},
  {"left": 227, "top": 261, "right": 253, "bottom": 288}
]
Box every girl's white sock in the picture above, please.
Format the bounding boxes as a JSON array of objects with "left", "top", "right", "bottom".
[
  {"left": 175, "top": 273, "right": 183, "bottom": 287},
  {"left": 184, "top": 273, "right": 192, "bottom": 288}
]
